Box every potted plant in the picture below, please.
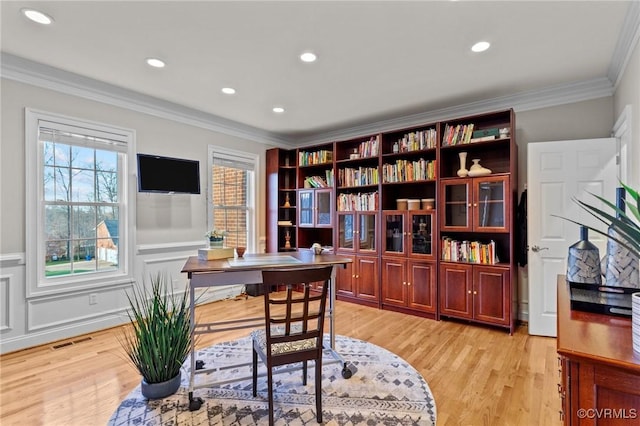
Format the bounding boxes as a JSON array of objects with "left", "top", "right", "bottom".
[
  {"left": 120, "top": 272, "right": 191, "bottom": 399},
  {"left": 560, "top": 182, "right": 640, "bottom": 256},
  {"left": 205, "top": 229, "right": 226, "bottom": 247}
]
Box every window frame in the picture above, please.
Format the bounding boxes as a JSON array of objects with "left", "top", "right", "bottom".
[
  {"left": 207, "top": 145, "right": 258, "bottom": 253},
  {"left": 25, "top": 109, "right": 136, "bottom": 297}
]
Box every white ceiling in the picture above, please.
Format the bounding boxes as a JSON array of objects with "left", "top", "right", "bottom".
[{"left": 1, "top": 1, "right": 637, "bottom": 143}]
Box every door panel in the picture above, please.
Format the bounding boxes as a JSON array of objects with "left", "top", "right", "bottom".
[
  {"left": 381, "top": 258, "right": 405, "bottom": 306},
  {"left": 356, "top": 256, "right": 379, "bottom": 302},
  {"left": 440, "top": 263, "right": 472, "bottom": 318},
  {"left": 474, "top": 266, "right": 509, "bottom": 325},
  {"left": 408, "top": 260, "right": 436, "bottom": 313},
  {"left": 528, "top": 138, "right": 616, "bottom": 336}
]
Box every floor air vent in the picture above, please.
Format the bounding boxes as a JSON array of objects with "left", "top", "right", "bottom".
[{"left": 51, "top": 336, "right": 93, "bottom": 350}]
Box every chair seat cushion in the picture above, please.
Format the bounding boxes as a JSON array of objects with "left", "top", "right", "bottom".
[{"left": 251, "top": 327, "right": 318, "bottom": 355}]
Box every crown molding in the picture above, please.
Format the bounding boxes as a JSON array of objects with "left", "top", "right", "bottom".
[
  {"left": 0, "top": 53, "right": 297, "bottom": 148},
  {"left": 1, "top": 52, "right": 616, "bottom": 148},
  {"left": 296, "top": 77, "right": 615, "bottom": 146},
  {"left": 608, "top": 0, "right": 640, "bottom": 88}
]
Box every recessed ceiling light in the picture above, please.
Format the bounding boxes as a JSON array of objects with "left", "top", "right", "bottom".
[
  {"left": 273, "top": 107, "right": 285, "bottom": 113},
  {"left": 221, "top": 87, "right": 236, "bottom": 95},
  {"left": 21, "top": 8, "right": 54, "bottom": 25},
  {"left": 145, "top": 58, "right": 166, "bottom": 68},
  {"left": 300, "top": 52, "right": 317, "bottom": 63},
  {"left": 471, "top": 41, "right": 491, "bottom": 53}
]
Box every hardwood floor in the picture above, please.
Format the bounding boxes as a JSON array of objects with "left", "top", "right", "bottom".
[{"left": 0, "top": 296, "right": 561, "bottom": 425}]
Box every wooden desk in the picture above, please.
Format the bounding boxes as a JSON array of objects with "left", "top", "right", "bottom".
[
  {"left": 557, "top": 275, "right": 640, "bottom": 425},
  {"left": 181, "top": 251, "right": 352, "bottom": 410}
]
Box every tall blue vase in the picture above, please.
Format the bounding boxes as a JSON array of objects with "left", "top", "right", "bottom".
[{"left": 566, "top": 226, "right": 602, "bottom": 285}]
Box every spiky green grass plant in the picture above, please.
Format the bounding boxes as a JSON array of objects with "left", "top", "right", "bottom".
[
  {"left": 121, "top": 273, "right": 191, "bottom": 384},
  {"left": 559, "top": 182, "right": 640, "bottom": 256}
]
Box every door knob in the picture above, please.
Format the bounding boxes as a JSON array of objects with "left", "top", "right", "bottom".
[{"left": 531, "top": 245, "right": 549, "bottom": 252}]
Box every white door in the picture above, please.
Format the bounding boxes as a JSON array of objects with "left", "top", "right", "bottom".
[{"left": 528, "top": 138, "right": 617, "bottom": 336}]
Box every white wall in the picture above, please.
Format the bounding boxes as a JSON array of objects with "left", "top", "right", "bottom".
[
  {"left": 510, "top": 98, "right": 616, "bottom": 322},
  {"left": 614, "top": 37, "right": 640, "bottom": 190},
  {"left": 0, "top": 78, "right": 275, "bottom": 353},
  {"left": 0, "top": 72, "right": 629, "bottom": 352}
]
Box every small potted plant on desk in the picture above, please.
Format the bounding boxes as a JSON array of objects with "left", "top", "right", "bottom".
[
  {"left": 120, "top": 272, "right": 191, "bottom": 399},
  {"left": 205, "top": 229, "right": 226, "bottom": 248}
]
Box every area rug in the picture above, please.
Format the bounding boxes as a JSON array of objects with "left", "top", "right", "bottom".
[{"left": 108, "top": 334, "right": 436, "bottom": 425}]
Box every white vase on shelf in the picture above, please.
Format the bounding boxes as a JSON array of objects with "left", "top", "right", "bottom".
[
  {"left": 467, "top": 159, "right": 492, "bottom": 177},
  {"left": 457, "top": 152, "right": 468, "bottom": 177}
]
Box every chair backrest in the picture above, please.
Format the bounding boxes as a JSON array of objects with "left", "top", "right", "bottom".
[{"left": 260, "top": 266, "right": 333, "bottom": 359}]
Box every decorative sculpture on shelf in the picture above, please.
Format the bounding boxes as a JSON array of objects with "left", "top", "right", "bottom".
[
  {"left": 284, "top": 193, "right": 290, "bottom": 208},
  {"left": 284, "top": 230, "right": 291, "bottom": 249},
  {"left": 457, "top": 152, "right": 468, "bottom": 177},
  {"left": 467, "top": 159, "right": 492, "bottom": 177}
]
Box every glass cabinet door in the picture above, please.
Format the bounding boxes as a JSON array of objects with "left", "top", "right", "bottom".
[
  {"left": 383, "top": 212, "right": 406, "bottom": 255},
  {"left": 474, "top": 176, "right": 508, "bottom": 231},
  {"left": 409, "top": 212, "right": 434, "bottom": 258},
  {"left": 358, "top": 212, "right": 377, "bottom": 254},
  {"left": 315, "top": 189, "right": 333, "bottom": 227},
  {"left": 337, "top": 212, "right": 356, "bottom": 252},
  {"left": 441, "top": 180, "right": 471, "bottom": 231},
  {"left": 298, "top": 190, "right": 314, "bottom": 227}
]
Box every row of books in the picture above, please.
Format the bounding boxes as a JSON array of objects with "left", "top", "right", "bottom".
[
  {"left": 338, "top": 166, "right": 379, "bottom": 187},
  {"left": 299, "top": 150, "right": 333, "bottom": 166},
  {"left": 382, "top": 159, "right": 436, "bottom": 183},
  {"left": 441, "top": 237, "right": 499, "bottom": 265},
  {"left": 336, "top": 191, "right": 379, "bottom": 212},
  {"left": 303, "top": 171, "right": 334, "bottom": 188},
  {"left": 357, "top": 136, "right": 379, "bottom": 158},
  {"left": 393, "top": 128, "right": 437, "bottom": 152},
  {"left": 441, "top": 123, "right": 475, "bottom": 146}
]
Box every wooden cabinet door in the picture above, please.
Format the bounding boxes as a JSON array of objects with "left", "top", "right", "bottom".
[
  {"left": 381, "top": 257, "right": 406, "bottom": 307},
  {"left": 382, "top": 211, "right": 408, "bottom": 256},
  {"left": 315, "top": 188, "right": 333, "bottom": 227},
  {"left": 407, "top": 260, "right": 437, "bottom": 313},
  {"left": 356, "top": 256, "right": 379, "bottom": 302},
  {"left": 473, "top": 265, "right": 510, "bottom": 325},
  {"left": 298, "top": 189, "right": 315, "bottom": 228},
  {"left": 336, "top": 255, "right": 355, "bottom": 297},
  {"left": 472, "top": 175, "right": 509, "bottom": 232},
  {"left": 439, "top": 263, "right": 473, "bottom": 318},
  {"left": 441, "top": 179, "right": 472, "bottom": 232}
]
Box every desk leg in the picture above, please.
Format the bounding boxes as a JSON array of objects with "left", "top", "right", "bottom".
[
  {"left": 188, "top": 280, "right": 203, "bottom": 411},
  {"left": 329, "top": 266, "right": 336, "bottom": 349}
]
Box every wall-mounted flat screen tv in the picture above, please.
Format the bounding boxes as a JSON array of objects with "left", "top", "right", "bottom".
[{"left": 137, "top": 153, "right": 201, "bottom": 194}]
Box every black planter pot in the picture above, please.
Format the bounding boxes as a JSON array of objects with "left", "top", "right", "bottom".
[{"left": 141, "top": 372, "right": 181, "bottom": 399}]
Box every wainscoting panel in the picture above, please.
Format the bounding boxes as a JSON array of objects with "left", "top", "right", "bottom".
[
  {"left": 0, "top": 274, "right": 13, "bottom": 331},
  {"left": 0, "top": 242, "right": 245, "bottom": 354},
  {"left": 26, "top": 283, "right": 131, "bottom": 331}
]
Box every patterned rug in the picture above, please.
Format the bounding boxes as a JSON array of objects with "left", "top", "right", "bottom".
[{"left": 108, "top": 334, "right": 436, "bottom": 425}]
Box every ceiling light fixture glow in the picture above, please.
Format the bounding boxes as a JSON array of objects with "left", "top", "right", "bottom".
[
  {"left": 300, "top": 52, "right": 317, "bottom": 63},
  {"left": 221, "top": 87, "right": 236, "bottom": 95},
  {"left": 272, "top": 107, "right": 285, "bottom": 113},
  {"left": 146, "top": 58, "right": 166, "bottom": 68},
  {"left": 471, "top": 41, "right": 491, "bottom": 53},
  {"left": 21, "top": 8, "right": 53, "bottom": 25}
]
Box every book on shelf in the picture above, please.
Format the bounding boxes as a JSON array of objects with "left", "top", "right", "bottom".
[
  {"left": 441, "top": 237, "right": 499, "bottom": 264},
  {"left": 442, "top": 123, "right": 474, "bottom": 146},
  {"left": 338, "top": 166, "right": 379, "bottom": 187},
  {"left": 336, "top": 191, "right": 379, "bottom": 211},
  {"left": 469, "top": 135, "right": 496, "bottom": 143},
  {"left": 382, "top": 158, "right": 436, "bottom": 183},
  {"left": 304, "top": 171, "right": 334, "bottom": 188},
  {"left": 277, "top": 220, "right": 293, "bottom": 226},
  {"left": 358, "top": 136, "right": 379, "bottom": 158},
  {"left": 299, "top": 150, "right": 333, "bottom": 166}
]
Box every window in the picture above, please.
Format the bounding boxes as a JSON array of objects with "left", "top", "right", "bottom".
[
  {"left": 209, "top": 147, "right": 258, "bottom": 252},
  {"left": 26, "top": 109, "right": 135, "bottom": 296}
]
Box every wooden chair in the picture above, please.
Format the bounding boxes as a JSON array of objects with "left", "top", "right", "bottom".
[{"left": 251, "top": 266, "right": 333, "bottom": 425}]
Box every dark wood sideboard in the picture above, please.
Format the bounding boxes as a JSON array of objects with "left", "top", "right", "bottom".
[{"left": 557, "top": 275, "right": 640, "bottom": 425}]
